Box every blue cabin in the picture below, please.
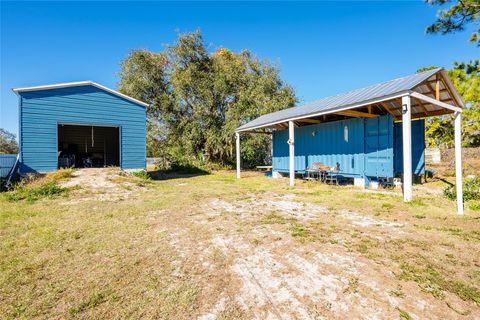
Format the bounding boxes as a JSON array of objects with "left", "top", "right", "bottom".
[
  {"left": 271, "top": 115, "right": 425, "bottom": 182},
  {"left": 13, "top": 81, "right": 148, "bottom": 173},
  {"left": 236, "top": 68, "right": 462, "bottom": 187}
]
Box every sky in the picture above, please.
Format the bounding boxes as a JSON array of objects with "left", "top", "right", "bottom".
[{"left": 1, "top": 1, "right": 478, "bottom": 136}]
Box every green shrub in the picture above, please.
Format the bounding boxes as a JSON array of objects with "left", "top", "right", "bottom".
[
  {"left": 469, "top": 202, "right": 480, "bottom": 211},
  {"left": 5, "top": 181, "right": 67, "bottom": 202},
  {"left": 444, "top": 177, "right": 480, "bottom": 201},
  {"left": 131, "top": 170, "right": 150, "bottom": 180}
]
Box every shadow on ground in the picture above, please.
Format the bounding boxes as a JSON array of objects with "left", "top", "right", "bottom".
[{"left": 148, "top": 166, "right": 210, "bottom": 180}]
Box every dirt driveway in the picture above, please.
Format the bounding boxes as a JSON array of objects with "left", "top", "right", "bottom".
[{"left": 1, "top": 169, "right": 479, "bottom": 319}]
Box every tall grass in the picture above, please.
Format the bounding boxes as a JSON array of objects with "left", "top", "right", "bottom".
[{"left": 3, "top": 168, "right": 74, "bottom": 202}]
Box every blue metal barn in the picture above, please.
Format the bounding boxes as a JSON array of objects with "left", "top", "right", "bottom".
[
  {"left": 13, "top": 81, "right": 148, "bottom": 173},
  {"left": 236, "top": 68, "right": 463, "bottom": 188}
]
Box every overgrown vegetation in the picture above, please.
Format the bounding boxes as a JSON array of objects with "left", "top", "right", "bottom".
[
  {"left": 118, "top": 31, "right": 296, "bottom": 170},
  {"left": 3, "top": 168, "right": 74, "bottom": 202},
  {"left": 400, "top": 262, "right": 480, "bottom": 304},
  {"left": 5, "top": 181, "right": 66, "bottom": 202},
  {"left": 444, "top": 176, "right": 480, "bottom": 201},
  {"left": 131, "top": 170, "right": 150, "bottom": 180}
]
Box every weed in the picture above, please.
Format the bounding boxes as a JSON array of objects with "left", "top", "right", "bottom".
[
  {"left": 69, "top": 291, "right": 110, "bottom": 316},
  {"left": 390, "top": 285, "right": 405, "bottom": 298},
  {"left": 399, "top": 262, "right": 480, "bottom": 303},
  {"left": 407, "top": 198, "right": 426, "bottom": 206},
  {"left": 344, "top": 277, "right": 359, "bottom": 293},
  {"left": 290, "top": 222, "right": 309, "bottom": 238},
  {"left": 438, "top": 226, "right": 480, "bottom": 242},
  {"left": 354, "top": 236, "right": 380, "bottom": 257},
  {"left": 131, "top": 170, "right": 150, "bottom": 180},
  {"left": 5, "top": 181, "right": 67, "bottom": 202},
  {"left": 399, "top": 263, "right": 444, "bottom": 298},
  {"left": 449, "top": 281, "right": 480, "bottom": 304},
  {"left": 444, "top": 176, "right": 480, "bottom": 201},
  {"left": 47, "top": 168, "right": 76, "bottom": 181},
  {"left": 251, "top": 239, "right": 262, "bottom": 246},
  {"left": 469, "top": 202, "right": 480, "bottom": 211},
  {"left": 381, "top": 203, "right": 394, "bottom": 209},
  {"left": 396, "top": 307, "right": 412, "bottom": 320},
  {"left": 261, "top": 212, "right": 287, "bottom": 224},
  {"left": 414, "top": 214, "right": 426, "bottom": 219}
]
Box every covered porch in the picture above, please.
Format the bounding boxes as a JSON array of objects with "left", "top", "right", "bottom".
[{"left": 235, "top": 68, "right": 465, "bottom": 214}]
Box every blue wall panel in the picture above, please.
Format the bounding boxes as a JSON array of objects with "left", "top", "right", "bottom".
[
  {"left": 19, "top": 85, "right": 146, "bottom": 172},
  {"left": 272, "top": 117, "right": 367, "bottom": 177},
  {"left": 394, "top": 119, "right": 425, "bottom": 175}
]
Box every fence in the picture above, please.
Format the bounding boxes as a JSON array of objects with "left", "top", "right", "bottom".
[{"left": 0, "top": 154, "right": 18, "bottom": 178}]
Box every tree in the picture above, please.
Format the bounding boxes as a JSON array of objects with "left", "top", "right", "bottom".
[
  {"left": 449, "top": 60, "right": 480, "bottom": 146},
  {"left": 426, "top": 0, "right": 480, "bottom": 46},
  {"left": 419, "top": 61, "right": 480, "bottom": 147},
  {"left": 0, "top": 128, "right": 19, "bottom": 154},
  {"left": 118, "top": 31, "right": 296, "bottom": 169}
]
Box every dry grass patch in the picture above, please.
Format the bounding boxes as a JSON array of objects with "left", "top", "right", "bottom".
[{"left": 1, "top": 169, "right": 479, "bottom": 319}]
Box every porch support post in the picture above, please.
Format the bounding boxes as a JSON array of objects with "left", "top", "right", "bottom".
[
  {"left": 288, "top": 120, "right": 295, "bottom": 186},
  {"left": 402, "top": 94, "right": 413, "bottom": 202},
  {"left": 454, "top": 112, "right": 464, "bottom": 214},
  {"left": 235, "top": 132, "right": 241, "bottom": 179}
]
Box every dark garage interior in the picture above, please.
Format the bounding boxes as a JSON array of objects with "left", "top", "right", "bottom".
[{"left": 58, "top": 124, "right": 119, "bottom": 168}]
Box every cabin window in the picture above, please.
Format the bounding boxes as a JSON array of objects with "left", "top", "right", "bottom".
[{"left": 344, "top": 125, "right": 349, "bottom": 143}]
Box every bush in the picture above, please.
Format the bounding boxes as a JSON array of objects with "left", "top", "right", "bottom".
[
  {"left": 5, "top": 181, "right": 67, "bottom": 202},
  {"left": 444, "top": 176, "right": 480, "bottom": 201},
  {"left": 131, "top": 170, "right": 150, "bottom": 180}
]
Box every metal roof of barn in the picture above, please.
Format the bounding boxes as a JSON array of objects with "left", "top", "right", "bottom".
[
  {"left": 13, "top": 81, "right": 149, "bottom": 107},
  {"left": 236, "top": 68, "right": 458, "bottom": 132}
]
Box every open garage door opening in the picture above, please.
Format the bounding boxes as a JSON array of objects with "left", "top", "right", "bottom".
[{"left": 58, "top": 124, "right": 120, "bottom": 168}]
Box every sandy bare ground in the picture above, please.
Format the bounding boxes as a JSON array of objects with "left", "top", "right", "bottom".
[
  {"left": 151, "top": 191, "right": 480, "bottom": 319},
  {"left": 59, "top": 168, "right": 145, "bottom": 202}
]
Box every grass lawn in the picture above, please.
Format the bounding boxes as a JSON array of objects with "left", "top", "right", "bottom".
[{"left": 0, "top": 168, "right": 479, "bottom": 319}]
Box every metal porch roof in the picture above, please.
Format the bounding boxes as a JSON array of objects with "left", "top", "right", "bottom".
[{"left": 236, "top": 68, "right": 444, "bottom": 132}]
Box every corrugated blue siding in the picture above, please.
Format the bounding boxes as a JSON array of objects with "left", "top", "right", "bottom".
[
  {"left": 272, "top": 115, "right": 425, "bottom": 179},
  {"left": 0, "top": 154, "right": 18, "bottom": 178},
  {"left": 19, "top": 85, "right": 146, "bottom": 172},
  {"left": 273, "top": 117, "right": 367, "bottom": 177},
  {"left": 364, "top": 115, "right": 394, "bottom": 177},
  {"left": 394, "top": 120, "right": 425, "bottom": 175}
]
